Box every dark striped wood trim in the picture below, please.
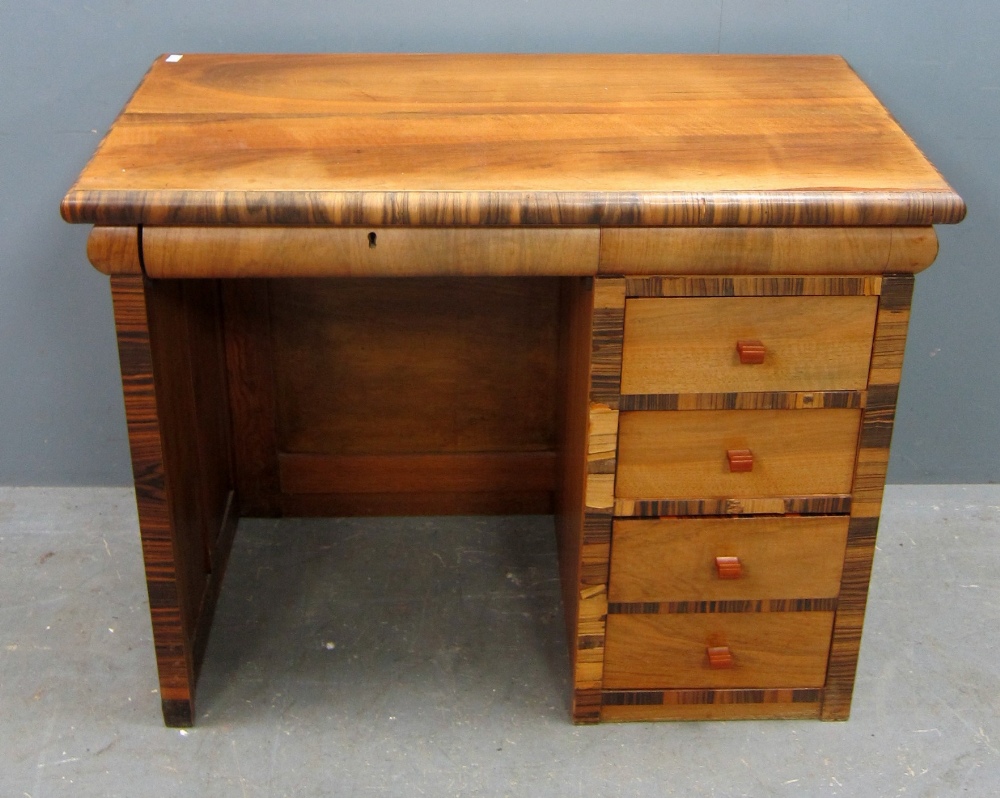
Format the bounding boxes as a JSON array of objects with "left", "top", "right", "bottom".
[
  {"left": 615, "top": 495, "right": 852, "bottom": 518},
  {"left": 625, "top": 275, "right": 882, "bottom": 298},
  {"left": 604, "top": 688, "right": 823, "bottom": 707},
  {"left": 572, "top": 276, "right": 626, "bottom": 722},
  {"left": 581, "top": 511, "right": 612, "bottom": 587},
  {"left": 590, "top": 278, "right": 626, "bottom": 407},
  {"left": 112, "top": 276, "right": 240, "bottom": 728},
  {"left": 619, "top": 391, "right": 864, "bottom": 412},
  {"left": 573, "top": 689, "right": 603, "bottom": 724},
  {"left": 608, "top": 598, "right": 839, "bottom": 615},
  {"left": 62, "top": 188, "right": 967, "bottom": 229},
  {"left": 822, "top": 273, "right": 915, "bottom": 721},
  {"left": 859, "top": 385, "right": 900, "bottom": 448},
  {"left": 111, "top": 276, "right": 195, "bottom": 727}
]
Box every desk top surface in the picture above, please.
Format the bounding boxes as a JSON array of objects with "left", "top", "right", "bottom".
[{"left": 62, "top": 53, "right": 964, "bottom": 228}]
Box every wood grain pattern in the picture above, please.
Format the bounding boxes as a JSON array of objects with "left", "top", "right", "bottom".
[
  {"left": 822, "top": 274, "right": 914, "bottom": 720},
  {"left": 601, "top": 689, "right": 821, "bottom": 721},
  {"left": 619, "top": 391, "right": 864, "bottom": 412},
  {"left": 589, "top": 278, "right": 626, "bottom": 408},
  {"left": 587, "top": 405, "right": 619, "bottom": 475},
  {"left": 555, "top": 278, "right": 594, "bottom": 698},
  {"left": 600, "top": 227, "right": 939, "bottom": 275},
  {"left": 620, "top": 296, "right": 877, "bottom": 394},
  {"left": 608, "top": 598, "right": 839, "bottom": 615},
  {"left": 111, "top": 276, "right": 195, "bottom": 725},
  {"left": 604, "top": 612, "right": 835, "bottom": 689},
  {"left": 616, "top": 409, "right": 861, "bottom": 500},
  {"left": 62, "top": 54, "right": 965, "bottom": 228},
  {"left": 614, "top": 496, "right": 852, "bottom": 518},
  {"left": 609, "top": 517, "right": 849, "bottom": 603},
  {"left": 143, "top": 226, "right": 600, "bottom": 278},
  {"left": 111, "top": 276, "right": 237, "bottom": 727},
  {"left": 625, "top": 275, "right": 882, "bottom": 298},
  {"left": 219, "top": 280, "right": 281, "bottom": 516},
  {"left": 570, "top": 276, "right": 627, "bottom": 721},
  {"left": 269, "top": 277, "right": 560, "bottom": 457},
  {"left": 87, "top": 226, "right": 142, "bottom": 275}
]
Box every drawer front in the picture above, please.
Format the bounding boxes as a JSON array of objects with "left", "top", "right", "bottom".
[
  {"left": 620, "top": 296, "right": 878, "bottom": 395},
  {"left": 142, "top": 226, "right": 601, "bottom": 278},
  {"left": 615, "top": 408, "right": 861, "bottom": 500},
  {"left": 609, "top": 516, "right": 849, "bottom": 603},
  {"left": 598, "top": 227, "right": 939, "bottom": 275},
  {"left": 603, "top": 612, "right": 835, "bottom": 689}
]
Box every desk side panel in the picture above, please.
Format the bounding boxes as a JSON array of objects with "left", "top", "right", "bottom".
[
  {"left": 111, "top": 276, "right": 237, "bottom": 726},
  {"left": 559, "top": 277, "right": 625, "bottom": 722},
  {"left": 555, "top": 277, "right": 593, "bottom": 697}
]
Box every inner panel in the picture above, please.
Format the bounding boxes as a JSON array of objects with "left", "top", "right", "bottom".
[{"left": 267, "top": 276, "right": 564, "bottom": 514}]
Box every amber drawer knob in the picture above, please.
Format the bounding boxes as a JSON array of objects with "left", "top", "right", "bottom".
[
  {"left": 715, "top": 556, "right": 743, "bottom": 579},
  {"left": 707, "top": 646, "right": 735, "bottom": 669},
  {"left": 727, "top": 448, "right": 753, "bottom": 472},
  {"left": 736, "top": 339, "right": 766, "bottom": 364}
]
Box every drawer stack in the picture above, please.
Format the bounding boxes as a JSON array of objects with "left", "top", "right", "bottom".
[{"left": 574, "top": 274, "right": 915, "bottom": 722}]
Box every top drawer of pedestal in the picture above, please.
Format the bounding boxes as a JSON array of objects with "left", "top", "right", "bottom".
[{"left": 620, "top": 296, "right": 878, "bottom": 395}]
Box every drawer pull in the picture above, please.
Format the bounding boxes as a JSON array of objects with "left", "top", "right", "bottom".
[
  {"left": 707, "top": 646, "right": 735, "bottom": 669},
  {"left": 726, "top": 448, "right": 754, "bottom": 472},
  {"left": 736, "top": 339, "right": 766, "bottom": 364},
  {"left": 715, "top": 556, "right": 743, "bottom": 579}
]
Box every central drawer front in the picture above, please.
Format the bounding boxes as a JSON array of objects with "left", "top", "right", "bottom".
[
  {"left": 603, "top": 612, "right": 835, "bottom": 689},
  {"left": 141, "top": 226, "right": 601, "bottom": 278},
  {"left": 609, "top": 516, "right": 850, "bottom": 603},
  {"left": 620, "top": 296, "right": 878, "bottom": 395},
  {"left": 615, "top": 408, "right": 861, "bottom": 499}
]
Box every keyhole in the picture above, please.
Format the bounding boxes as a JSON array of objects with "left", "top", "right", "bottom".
[{"left": 368, "top": 231, "right": 377, "bottom": 249}]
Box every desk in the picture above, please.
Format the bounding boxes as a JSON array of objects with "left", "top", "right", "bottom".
[{"left": 63, "top": 54, "right": 964, "bottom": 727}]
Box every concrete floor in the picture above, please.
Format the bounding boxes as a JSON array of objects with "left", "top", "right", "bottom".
[{"left": 1, "top": 485, "right": 998, "bottom": 797}]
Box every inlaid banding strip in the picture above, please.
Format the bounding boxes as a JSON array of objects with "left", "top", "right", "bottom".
[
  {"left": 625, "top": 275, "right": 882, "bottom": 298},
  {"left": 573, "top": 276, "right": 626, "bottom": 723},
  {"left": 590, "top": 280, "right": 626, "bottom": 407},
  {"left": 603, "top": 688, "right": 823, "bottom": 707},
  {"left": 607, "top": 598, "right": 839, "bottom": 615},
  {"left": 615, "top": 495, "right": 853, "bottom": 518},
  {"left": 619, "top": 391, "right": 865, "bottom": 412},
  {"left": 822, "top": 273, "right": 916, "bottom": 721}
]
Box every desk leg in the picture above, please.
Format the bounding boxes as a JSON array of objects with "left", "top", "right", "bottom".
[{"left": 111, "top": 275, "right": 237, "bottom": 727}]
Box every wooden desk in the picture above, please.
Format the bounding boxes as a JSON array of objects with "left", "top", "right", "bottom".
[{"left": 63, "top": 54, "right": 964, "bottom": 727}]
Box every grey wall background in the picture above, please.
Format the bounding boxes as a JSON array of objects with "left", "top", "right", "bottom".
[{"left": 1, "top": 1, "right": 996, "bottom": 486}]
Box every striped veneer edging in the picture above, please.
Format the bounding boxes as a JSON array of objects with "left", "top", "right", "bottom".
[
  {"left": 625, "top": 275, "right": 882, "bottom": 298},
  {"left": 619, "top": 391, "right": 864, "bottom": 412},
  {"left": 821, "top": 273, "right": 914, "bottom": 720},
  {"left": 607, "top": 598, "right": 839, "bottom": 615}
]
